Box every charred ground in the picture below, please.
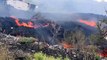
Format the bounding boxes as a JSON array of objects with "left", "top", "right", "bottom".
[{"left": 0, "top": 16, "right": 99, "bottom": 44}]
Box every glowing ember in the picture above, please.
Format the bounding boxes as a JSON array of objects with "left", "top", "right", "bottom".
[
  {"left": 62, "top": 42, "right": 73, "bottom": 49},
  {"left": 11, "top": 16, "right": 34, "bottom": 28},
  {"left": 10, "top": 16, "right": 49, "bottom": 28},
  {"left": 79, "top": 19, "right": 96, "bottom": 27},
  {"left": 99, "top": 49, "right": 107, "bottom": 57}
]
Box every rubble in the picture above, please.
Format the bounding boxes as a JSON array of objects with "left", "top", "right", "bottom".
[
  {"left": 0, "top": 32, "right": 98, "bottom": 60},
  {"left": 0, "top": 33, "right": 19, "bottom": 45}
]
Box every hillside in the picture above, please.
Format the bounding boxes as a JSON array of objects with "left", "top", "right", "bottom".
[{"left": 0, "top": 13, "right": 105, "bottom": 44}]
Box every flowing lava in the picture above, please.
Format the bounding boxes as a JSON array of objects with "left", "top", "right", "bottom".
[{"left": 79, "top": 19, "right": 96, "bottom": 27}]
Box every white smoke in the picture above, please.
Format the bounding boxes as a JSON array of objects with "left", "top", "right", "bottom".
[
  {"left": 7, "top": 0, "right": 29, "bottom": 11},
  {"left": 95, "top": 0, "right": 107, "bottom": 2}
]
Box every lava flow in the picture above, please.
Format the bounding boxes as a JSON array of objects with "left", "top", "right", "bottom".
[{"left": 79, "top": 19, "right": 96, "bottom": 27}]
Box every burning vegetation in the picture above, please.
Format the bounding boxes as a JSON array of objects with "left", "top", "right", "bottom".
[
  {"left": 1, "top": 0, "right": 107, "bottom": 60},
  {"left": 11, "top": 16, "right": 34, "bottom": 28},
  {"left": 0, "top": 14, "right": 107, "bottom": 60},
  {"left": 79, "top": 19, "right": 97, "bottom": 27},
  {"left": 0, "top": 16, "right": 65, "bottom": 45}
]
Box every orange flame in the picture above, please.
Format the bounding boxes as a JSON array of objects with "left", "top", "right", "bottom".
[
  {"left": 62, "top": 42, "right": 73, "bottom": 49},
  {"left": 10, "top": 16, "right": 49, "bottom": 28},
  {"left": 79, "top": 19, "right": 96, "bottom": 27},
  {"left": 98, "top": 48, "right": 107, "bottom": 57},
  {"left": 11, "top": 16, "right": 34, "bottom": 28}
]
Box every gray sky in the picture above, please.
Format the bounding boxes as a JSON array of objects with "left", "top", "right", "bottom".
[{"left": 26, "top": 0, "right": 107, "bottom": 15}]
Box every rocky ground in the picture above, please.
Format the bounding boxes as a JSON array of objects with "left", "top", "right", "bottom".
[
  {"left": 0, "top": 33, "right": 65, "bottom": 60},
  {"left": 0, "top": 33, "right": 100, "bottom": 60}
]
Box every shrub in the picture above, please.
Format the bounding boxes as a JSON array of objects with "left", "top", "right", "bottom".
[
  {"left": 34, "top": 52, "right": 46, "bottom": 60},
  {"left": 18, "top": 37, "right": 36, "bottom": 44},
  {"left": 0, "top": 44, "right": 14, "bottom": 60},
  {"left": 25, "top": 54, "right": 33, "bottom": 60},
  {"left": 33, "top": 52, "right": 70, "bottom": 60}
]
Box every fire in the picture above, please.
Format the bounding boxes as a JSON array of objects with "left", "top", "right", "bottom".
[
  {"left": 10, "top": 16, "right": 49, "bottom": 28},
  {"left": 11, "top": 16, "right": 34, "bottom": 28},
  {"left": 99, "top": 52, "right": 107, "bottom": 57},
  {"left": 62, "top": 42, "right": 73, "bottom": 49},
  {"left": 79, "top": 19, "right": 96, "bottom": 27},
  {"left": 99, "top": 48, "right": 107, "bottom": 57}
]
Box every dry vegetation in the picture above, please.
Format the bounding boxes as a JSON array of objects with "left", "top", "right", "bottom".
[{"left": 0, "top": 44, "right": 14, "bottom": 60}]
